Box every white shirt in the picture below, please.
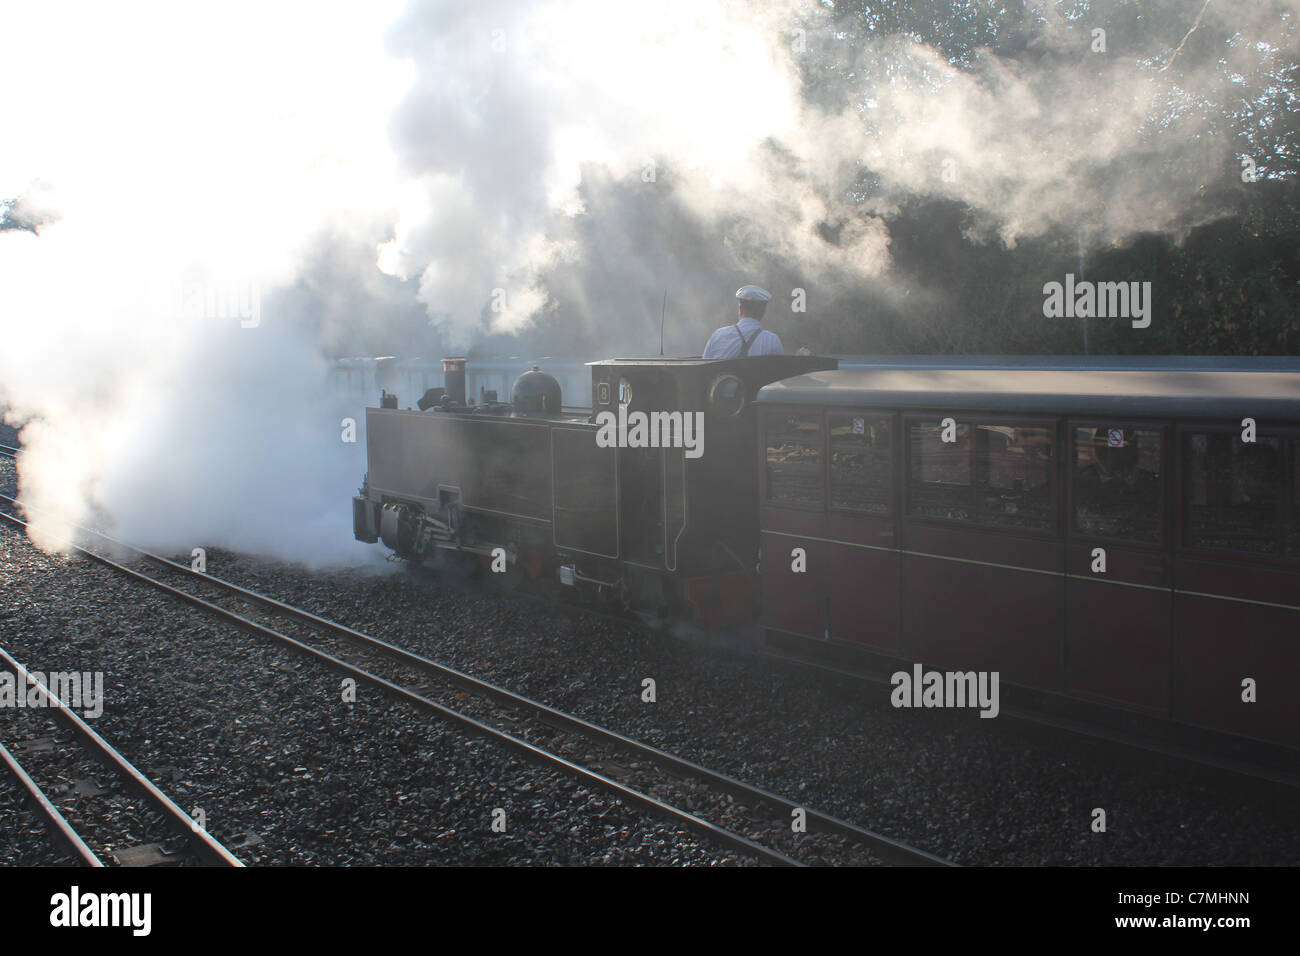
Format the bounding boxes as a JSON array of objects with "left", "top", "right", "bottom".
[{"left": 702, "top": 317, "right": 783, "bottom": 359}]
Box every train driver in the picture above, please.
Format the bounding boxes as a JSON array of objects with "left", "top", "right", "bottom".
[{"left": 703, "top": 285, "right": 783, "bottom": 358}]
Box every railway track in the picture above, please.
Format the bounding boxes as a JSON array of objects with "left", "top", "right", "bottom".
[
  {"left": 0, "top": 644, "right": 243, "bottom": 867},
  {"left": 3, "top": 435, "right": 1293, "bottom": 864},
  {"left": 0, "top": 480, "right": 950, "bottom": 867}
]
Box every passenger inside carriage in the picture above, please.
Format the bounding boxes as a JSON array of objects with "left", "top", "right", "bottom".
[
  {"left": 1072, "top": 428, "right": 1162, "bottom": 542},
  {"left": 1078, "top": 436, "right": 1152, "bottom": 492}
]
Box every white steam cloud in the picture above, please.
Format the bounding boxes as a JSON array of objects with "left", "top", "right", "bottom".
[
  {"left": 0, "top": 0, "right": 409, "bottom": 560},
  {"left": 377, "top": 0, "right": 1283, "bottom": 347},
  {"left": 377, "top": 0, "right": 887, "bottom": 345},
  {"left": 0, "top": 0, "right": 1290, "bottom": 561}
]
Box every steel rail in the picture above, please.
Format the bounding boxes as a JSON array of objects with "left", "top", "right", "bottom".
[
  {"left": 0, "top": 736, "right": 104, "bottom": 866},
  {"left": 5, "top": 439, "right": 1289, "bottom": 796},
  {"left": 0, "top": 503, "right": 803, "bottom": 866},
  {"left": 8, "top": 433, "right": 1294, "bottom": 832},
  {"left": 7, "top": 494, "right": 948, "bottom": 865},
  {"left": 0, "top": 644, "right": 243, "bottom": 866},
  {"left": 141, "top": 547, "right": 950, "bottom": 865}
]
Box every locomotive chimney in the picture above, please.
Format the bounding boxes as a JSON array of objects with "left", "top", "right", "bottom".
[{"left": 442, "top": 357, "right": 467, "bottom": 406}]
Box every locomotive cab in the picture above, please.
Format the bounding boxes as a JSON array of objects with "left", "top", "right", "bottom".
[
  {"left": 587, "top": 356, "right": 836, "bottom": 586},
  {"left": 558, "top": 355, "right": 837, "bottom": 621}
]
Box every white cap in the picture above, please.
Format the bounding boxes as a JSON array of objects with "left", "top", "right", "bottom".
[{"left": 735, "top": 284, "right": 773, "bottom": 302}]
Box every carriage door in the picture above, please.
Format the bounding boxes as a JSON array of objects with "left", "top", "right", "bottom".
[{"left": 1064, "top": 422, "right": 1172, "bottom": 714}]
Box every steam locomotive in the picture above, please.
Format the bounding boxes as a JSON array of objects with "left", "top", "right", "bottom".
[{"left": 353, "top": 355, "right": 1300, "bottom": 752}]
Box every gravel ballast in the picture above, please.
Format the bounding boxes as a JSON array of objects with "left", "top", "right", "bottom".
[
  {"left": 0, "top": 764, "right": 77, "bottom": 867},
  {"left": 202, "top": 552, "right": 1300, "bottom": 866},
  {"left": 2, "top": 449, "right": 1298, "bottom": 865},
  {"left": 0, "top": 460, "right": 749, "bottom": 865}
]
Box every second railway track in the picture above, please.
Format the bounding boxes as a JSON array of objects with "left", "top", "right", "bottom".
[{"left": 0, "top": 643, "right": 243, "bottom": 867}]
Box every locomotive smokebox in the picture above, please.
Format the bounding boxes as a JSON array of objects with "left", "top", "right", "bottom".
[
  {"left": 442, "top": 357, "right": 467, "bottom": 406},
  {"left": 511, "top": 365, "right": 562, "bottom": 416}
]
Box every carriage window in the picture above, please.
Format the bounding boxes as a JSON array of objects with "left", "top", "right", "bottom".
[
  {"left": 1184, "top": 432, "right": 1281, "bottom": 554},
  {"left": 908, "top": 421, "right": 972, "bottom": 521},
  {"left": 829, "top": 414, "right": 891, "bottom": 513},
  {"left": 1073, "top": 427, "right": 1162, "bottom": 542},
  {"left": 976, "top": 424, "right": 1054, "bottom": 530},
  {"left": 766, "top": 412, "right": 823, "bottom": 505}
]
